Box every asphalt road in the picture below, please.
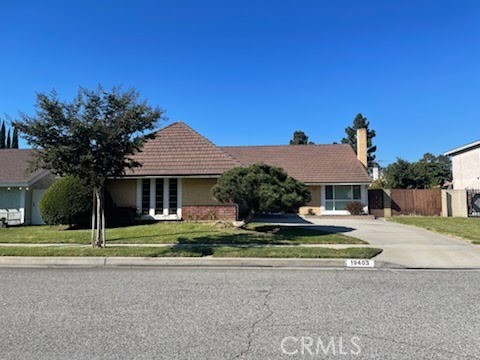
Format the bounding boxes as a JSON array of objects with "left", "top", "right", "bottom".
[{"left": 0, "top": 268, "right": 478, "bottom": 360}]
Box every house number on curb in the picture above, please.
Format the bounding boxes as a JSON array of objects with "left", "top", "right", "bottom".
[{"left": 346, "top": 259, "right": 374, "bottom": 268}]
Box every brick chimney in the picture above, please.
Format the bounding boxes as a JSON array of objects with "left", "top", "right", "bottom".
[{"left": 357, "top": 128, "right": 368, "bottom": 168}]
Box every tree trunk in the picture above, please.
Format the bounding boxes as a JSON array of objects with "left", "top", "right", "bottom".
[
  {"left": 238, "top": 209, "right": 255, "bottom": 229},
  {"left": 95, "top": 189, "right": 101, "bottom": 246},
  {"left": 91, "top": 190, "right": 96, "bottom": 246},
  {"left": 91, "top": 185, "right": 107, "bottom": 248},
  {"left": 101, "top": 187, "right": 106, "bottom": 247}
]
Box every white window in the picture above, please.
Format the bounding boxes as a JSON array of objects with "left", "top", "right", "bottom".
[
  {"left": 325, "top": 185, "right": 361, "bottom": 211},
  {"left": 139, "top": 178, "right": 181, "bottom": 219}
]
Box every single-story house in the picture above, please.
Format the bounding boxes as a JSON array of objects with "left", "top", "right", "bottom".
[
  {"left": 0, "top": 122, "right": 371, "bottom": 224},
  {"left": 0, "top": 150, "right": 55, "bottom": 225},
  {"left": 107, "top": 122, "right": 371, "bottom": 221},
  {"left": 445, "top": 139, "right": 480, "bottom": 190}
]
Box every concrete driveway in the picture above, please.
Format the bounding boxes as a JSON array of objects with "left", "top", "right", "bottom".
[{"left": 255, "top": 215, "right": 480, "bottom": 268}]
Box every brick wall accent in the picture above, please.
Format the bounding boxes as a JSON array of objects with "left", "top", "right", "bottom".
[{"left": 182, "top": 205, "right": 237, "bottom": 221}]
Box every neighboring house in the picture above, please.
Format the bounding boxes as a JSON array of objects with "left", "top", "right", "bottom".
[
  {"left": 0, "top": 150, "right": 55, "bottom": 225},
  {"left": 445, "top": 140, "right": 480, "bottom": 190},
  {"left": 107, "top": 122, "right": 371, "bottom": 220}
]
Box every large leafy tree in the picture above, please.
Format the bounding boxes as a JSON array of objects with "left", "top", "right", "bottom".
[
  {"left": 212, "top": 163, "right": 311, "bottom": 216},
  {"left": 14, "top": 86, "right": 164, "bottom": 247},
  {"left": 382, "top": 153, "right": 452, "bottom": 189},
  {"left": 341, "top": 113, "right": 377, "bottom": 167},
  {"left": 290, "top": 130, "right": 314, "bottom": 145},
  {"left": 415, "top": 153, "right": 452, "bottom": 188}
]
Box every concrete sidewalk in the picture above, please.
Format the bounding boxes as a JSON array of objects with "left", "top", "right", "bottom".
[{"left": 0, "top": 256, "right": 391, "bottom": 268}]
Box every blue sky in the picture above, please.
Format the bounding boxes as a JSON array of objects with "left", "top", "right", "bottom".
[{"left": 1, "top": 0, "right": 479, "bottom": 165}]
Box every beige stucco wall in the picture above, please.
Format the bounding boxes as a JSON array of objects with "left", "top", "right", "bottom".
[
  {"left": 107, "top": 179, "right": 137, "bottom": 207},
  {"left": 182, "top": 178, "right": 220, "bottom": 206},
  {"left": 442, "top": 190, "right": 468, "bottom": 217},
  {"left": 451, "top": 147, "right": 480, "bottom": 190},
  {"left": 299, "top": 185, "right": 321, "bottom": 215},
  {"left": 306, "top": 186, "right": 321, "bottom": 206}
]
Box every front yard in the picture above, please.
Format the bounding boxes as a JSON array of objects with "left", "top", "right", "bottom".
[
  {"left": 0, "top": 222, "right": 366, "bottom": 245},
  {"left": 389, "top": 217, "right": 480, "bottom": 244},
  {"left": 0, "top": 222, "right": 382, "bottom": 258}
]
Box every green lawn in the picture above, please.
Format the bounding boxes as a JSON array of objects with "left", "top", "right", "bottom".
[
  {"left": 0, "top": 245, "right": 382, "bottom": 259},
  {"left": 0, "top": 222, "right": 365, "bottom": 245},
  {"left": 389, "top": 217, "right": 480, "bottom": 244}
]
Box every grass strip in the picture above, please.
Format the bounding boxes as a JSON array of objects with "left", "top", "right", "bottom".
[
  {"left": 0, "top": 245, "right": 382, "bottom": 258},
  {"left": 389, "top": 217, "right": 480, "bottom": 243}
]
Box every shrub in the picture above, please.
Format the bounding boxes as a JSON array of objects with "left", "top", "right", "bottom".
[
  {"left": 39, "top": 176, "right": 91, "bottom": 226},
  {"left": 346, "top": 201, "right": 365, "bottom": 216},
  {"left": 207, "top": 210, "right": 218, "bottom": 221},
  {"left": 212, "top": 163, "right": 311, "bottom": 215}
]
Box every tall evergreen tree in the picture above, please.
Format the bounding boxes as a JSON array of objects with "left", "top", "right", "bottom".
[
  {"left": 341, "top": 113, "right": 377, "bottom": 167},
  {"left": 5, "top": 129, "right": 11, "bottom": 148},
  {"left": 289, "top": 130, "right": 314, "bottom": 145},
  {"left": 0, "top": 121, "right": 5, "bottom": 149},
  {"left": 11, "top": 127, "right": 19, "bottom": 148}
]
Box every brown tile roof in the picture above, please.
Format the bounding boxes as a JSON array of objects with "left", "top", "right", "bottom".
[
  {"left": 221, "top": 145, "right": 371, "bottom": 184},
  {"left": 128, "top": 122, "right": 370, "bottom": 183},
  {"left": 128, "top": 122, "right": 242, "bottom": 176},
  {"left": 0, "top": 149, "right": 49, "bottom": 185}
]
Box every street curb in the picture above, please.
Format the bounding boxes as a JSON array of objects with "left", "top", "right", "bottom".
[{"left": 0, "top": 256, "right": 393, "bottom": 269}]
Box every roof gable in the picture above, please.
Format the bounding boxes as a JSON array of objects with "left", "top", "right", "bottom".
[
  {"left": 129, "top": 122, "right": 241, "bottom": 176},
  {"left": 445, "top": 139, "right": 480, "bottom": 156}
]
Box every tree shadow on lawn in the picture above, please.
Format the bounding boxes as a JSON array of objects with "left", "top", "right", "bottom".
[
  {"left": 175, "top": 224, "right": 359, "bottom": 245},
  {"left": 253, "top": 213, "right": 313, "bottom": 224},
  {"left": 106, "top": 229, "right": 218, "bottom": 242},
  {"left": 167, "top": 243, "right": 215, "bottom": 257}
]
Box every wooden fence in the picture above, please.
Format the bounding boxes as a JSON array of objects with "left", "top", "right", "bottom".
[{"left": 368, "top": 189, "right": 442, "bottom": 217}]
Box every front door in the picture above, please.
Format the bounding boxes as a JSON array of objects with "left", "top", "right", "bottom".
[{"left": 32, "top": 189, "right": 46, "bottom": 225}]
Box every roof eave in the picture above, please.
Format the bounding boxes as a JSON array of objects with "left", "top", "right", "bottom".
[
  {"left": 0, "top": 170, "right": 51, "bottom": 188},
  {"left": 445, "top": 140, "right": 480, "bottom": 156}
]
